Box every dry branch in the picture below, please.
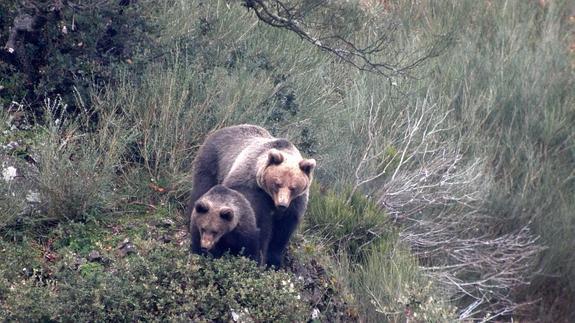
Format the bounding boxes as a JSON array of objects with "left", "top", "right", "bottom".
[
  {"left": 349, "top": 90, "right": 544, "bottom": 320},
  {"left": 243, "top": 0, "right": 449, "bottom": 78}
]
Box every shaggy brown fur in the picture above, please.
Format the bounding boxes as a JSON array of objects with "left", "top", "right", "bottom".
[
  {"left": 190, "top": 185, "right": 260, "bottom": 262},
  {"left": 188, "top": 124, "right": 315, "bottom": 267}
]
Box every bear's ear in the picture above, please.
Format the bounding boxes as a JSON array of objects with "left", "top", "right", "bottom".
[
  {"left": 220, "top": 208, "right": 234, "bottom": 222},
  {"left": 195, "top": 201, "right": 209, "bottom": 214},
  {"left": 299, "top": 159, "right": 316, "bottom": 175},
  {"left": 267, "top": 149, "right": 284, "bottom": 165}
]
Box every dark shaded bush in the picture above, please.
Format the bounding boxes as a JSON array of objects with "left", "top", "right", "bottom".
[{"left": 0, "top": 0, "right": 149, "bottom": 114}]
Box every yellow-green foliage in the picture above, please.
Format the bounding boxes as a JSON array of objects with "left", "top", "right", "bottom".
[{"left": 305, "top": 184, "right": 389, "bottom": 261}]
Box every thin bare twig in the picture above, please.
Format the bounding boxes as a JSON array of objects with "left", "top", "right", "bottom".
[{"left": 243, "top": 0, "right": 450, "bottom": 79}]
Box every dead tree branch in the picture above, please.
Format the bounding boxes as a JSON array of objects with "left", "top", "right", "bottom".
[
  {"left": 243, "top": 0, "right": 450, "bottom": 79},
  {"left": 347, "top": 88, "right": 544, "bottom": 320},
  {"left": 373, "top": 98, "right": 546, "bottom": 320}
]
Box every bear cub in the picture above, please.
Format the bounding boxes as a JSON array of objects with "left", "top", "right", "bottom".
[{"left": 190, "top": 185, "right": 260, "bottom": 262}]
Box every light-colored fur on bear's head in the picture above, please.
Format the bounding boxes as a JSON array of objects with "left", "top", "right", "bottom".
[
  {"left": 192, "top": 186, "right": 242, "bottom": 250},
  {"left": 257, "top": 148, "right": 316, "bottom": 210}
]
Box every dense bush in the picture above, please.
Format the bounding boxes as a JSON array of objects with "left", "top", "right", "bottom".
[
  {"left": 305, "top": 184, "right": 390, "bottom": 262},
  {"left": 0, "top": 248, "right": 306, "bottom": 321},
  {"left": 0, "top": 0, "right": 148, "bottom": 113}
]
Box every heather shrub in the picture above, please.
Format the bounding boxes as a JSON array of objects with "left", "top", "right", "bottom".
[{"left": 1, "top": 249, "right": 307, "bottom": 321}]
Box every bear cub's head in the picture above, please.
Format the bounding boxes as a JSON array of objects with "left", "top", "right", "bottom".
[
  {"left": 191, "top": 185, "right": 245, "bottom": 251},
  {"left": 259, "top": 148, "right": 316, "bottom": 210}
]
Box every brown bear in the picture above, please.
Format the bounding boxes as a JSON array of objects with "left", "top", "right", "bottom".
[
  {"left": 188, "top": 124, "right": 316, "bottom": 268},
  {"left": 190, "top": 185, "right": 260, "bottom": 262}
]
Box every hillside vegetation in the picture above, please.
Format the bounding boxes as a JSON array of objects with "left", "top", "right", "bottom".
[{"left": 1, "top": 0, "right": 574, "bottom": 321}]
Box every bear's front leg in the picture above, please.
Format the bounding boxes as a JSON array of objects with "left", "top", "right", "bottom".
[
  {"left": 190, "top": 225, "right": 202, "bottom": 254},
  {"left": 267, "top": 218, "right": 298, "bottom": 268},
  {"left": 243, "top": 228, "right": 261, "bottom": 264},
  {"left": 266, "top": 196, "right": 306, "bottom": 268}
]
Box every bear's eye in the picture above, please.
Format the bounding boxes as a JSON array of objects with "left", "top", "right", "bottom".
[
  {"left": 195, "top": 203, "right": 209, "bottom": 214},
  {"left": 220, "top": 209, "right": 234, "bottom": 221}
]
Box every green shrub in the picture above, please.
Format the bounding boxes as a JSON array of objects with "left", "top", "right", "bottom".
[
  {"left": 1, "top": 250, "right": 306, "bottom": 322},
  {"left": 304, "top": 183, "right": 390, "bottom": 262},
  {"left": 0, "top": 216, "right": 309, "bottom": 323},
  {"left": 304, "top": 184, "right": 455, "bottom": 322}
]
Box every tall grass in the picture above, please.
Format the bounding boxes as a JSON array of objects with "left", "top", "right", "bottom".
[
  {"left": 304, "top": 185, "right": 455, "bottom": 322},
  {"left": 338, "top": 240, "right": 455, "bottom": 323},
  {"left": 88, "top": 0, "right": 572, "bottom": 319},
  {"left": 0, "top": 97, "right": 133, "bottom": 230},
  {"left": 89, "top": 0, "right": 334, "bottom": 199},
  {"left": 395, "top": 1, "right": 575, "bottom": 319},
  {"left": 35, "top": 98, "right": 132, "bottom": 223}
]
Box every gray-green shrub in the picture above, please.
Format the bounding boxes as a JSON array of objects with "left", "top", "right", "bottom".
[{"left": 33, "top": 98, "right": 132, "bottom": 224}]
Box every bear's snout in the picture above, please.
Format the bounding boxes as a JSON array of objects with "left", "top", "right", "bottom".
[
  {"left": 201, "top": 235, "right": 215, "bottom": 250},
  {"left": 274, "top": 188, "right": 291, "bottom": 210}
]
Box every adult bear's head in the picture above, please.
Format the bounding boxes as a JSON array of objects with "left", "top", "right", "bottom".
[{"left": 258, "top": 148, "right": 316, "bottom": 210}]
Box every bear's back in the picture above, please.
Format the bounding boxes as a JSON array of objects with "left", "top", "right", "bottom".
[
  {"left": 203, "top": 125, "right": 270, "bottom": 181},
  {"left": 212, "top": 124, "right": 272, "bottom": 141},
  {"left": 222, "top": 136, "right": 300, "bottom": 188},
  {"left": 206, "top": 125, "right": 297, "bottom": 185}
]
